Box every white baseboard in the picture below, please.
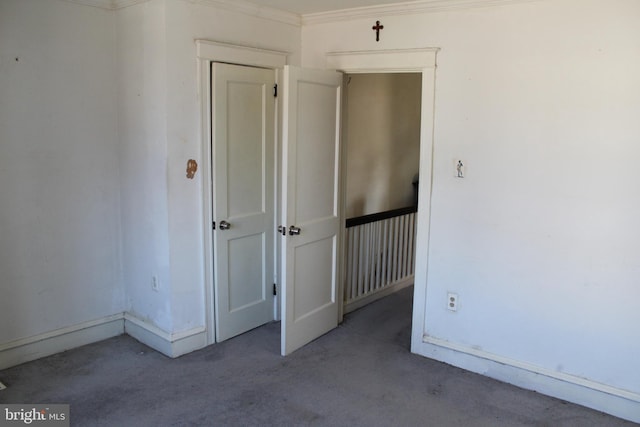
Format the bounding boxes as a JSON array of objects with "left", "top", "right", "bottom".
[
  {"left": 413, "top": 335, "right": 640, "bottom": 424},
  {"left": 124, "top": 314, "right": 207, "bottom": 358},
  {"left": 0, "top": 313, "right": 209, "bottom": 370},
  {"left": 0, "top": 315, "right": 124, "bottom": 371}
]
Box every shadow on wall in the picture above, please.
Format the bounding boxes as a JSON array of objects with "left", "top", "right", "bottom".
[{"left": 345, "top": 73, "right": 422, "bottom": 218}]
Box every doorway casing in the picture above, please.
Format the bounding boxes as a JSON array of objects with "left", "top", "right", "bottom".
[{"left": 325, "top": 48, "right": 439, "bottom": 352}]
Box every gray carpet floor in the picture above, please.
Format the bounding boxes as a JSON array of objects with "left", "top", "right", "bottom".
[{"left": 0, "top": 287, "right": 635, "bottom": 426}]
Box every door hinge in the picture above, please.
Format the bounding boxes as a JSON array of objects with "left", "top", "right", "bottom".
[
  {"left": 212, "top": 221, "right": 216, "bottom": 230},
  {"left": 273, "top": 283, "right": 277, "bottom": 296},
  {"left": 273, "top": 84, "right": 278, "bottom": 98}
]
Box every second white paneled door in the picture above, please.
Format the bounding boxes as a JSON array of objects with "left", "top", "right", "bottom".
[
  {"left": 280, "top": 66, "right": 343, "bottom": 355},
  {"left": 212, "top": 63, "right": 276, "bottom": 342}
]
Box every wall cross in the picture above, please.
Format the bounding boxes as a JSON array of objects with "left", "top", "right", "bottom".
[{"left": 372, "top": 20, "right": 384, "bottom": 42}]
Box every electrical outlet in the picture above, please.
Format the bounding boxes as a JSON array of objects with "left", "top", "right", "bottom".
[
  {"left": 447, "top": 292, "right": 458, "bottom": 311},
  {"left": 152, "top": 276, "right": 160, "bottom": 292},
  {"left": 0, "top": 381, "right": 6, "bottom": 391}
]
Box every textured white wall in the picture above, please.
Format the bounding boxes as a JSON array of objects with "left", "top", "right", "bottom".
[
  {"left": 164, "top": 0, "right": 300, "bottom": 333},
  {"left": 117, "top": 0, "right": 301, "bottom": 334},
  {"left": 0, "top": 0, "right": 123, "bottom": 342},
  {"left": 303, "top": 0, "right": 640, "bottom": 411},
  {"left": 345, "top": 73, "right": 421, "bottom": 218},
  {"left": 0, "top": 0, "right": 300, "bottom": 352},
  {"left": 117, "top": 1, "right": 173, "bottom": 331}
]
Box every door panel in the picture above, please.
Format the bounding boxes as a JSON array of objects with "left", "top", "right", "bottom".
[
  {"left": 227, "top": 82, "right": 266, "bottom": 217},
  {"left": 228, "top": 233, "right": 265, "bottom": 311},
  {"left": 293, "top": 236, "right": 335, "bottom": 320},
  {"left": 212, "top": 63, "right": 275, "bottom": 342},
  {"left": 294, "top": 82, "right": 339, "bottom": 223},
  {"left": 281, "top": 66, "right": 342, "bottom": 355}
]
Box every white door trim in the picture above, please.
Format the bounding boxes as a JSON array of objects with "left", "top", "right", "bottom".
[
  {"left": 324, "top": 48, "right": 439, "bottom": 354},
  {"left": 326, "top": 48, "right": 439, "bottom": 74},
  {"left": 197, "top": 40, "right": 289, "bottom": 69},
  {"left": 197, "top": 40, "right": 290, "bottom": 345}
]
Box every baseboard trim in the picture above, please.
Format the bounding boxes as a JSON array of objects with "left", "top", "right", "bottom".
[
  {"left": 0, "top": 314, "right": 209, "bottom": 370},
  {"left": 344, "top": 277, "right": 413, "bottom": 314},
  {"left": 0, "top": 315, "right": 124, "bottom": 371},
  {"left": 124, "top": 314, "right": 207, "bottom": 358},
  {"left": 414, "top": 335, "right": 640, "bottom": 423}
]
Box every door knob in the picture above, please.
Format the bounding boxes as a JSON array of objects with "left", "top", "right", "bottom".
[
  {"left": 219, "top": 220, "right": 231, "bottom": 230},
  {"left": 288, "top": 225, "right": 301, "bottom": 236}
]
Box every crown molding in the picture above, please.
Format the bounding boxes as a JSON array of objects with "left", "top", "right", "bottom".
[
  {"left": 63, "top": 0, "right": 538, "bottom": 26},
  {"left": 63, "top": 0, "right": 116, "bottom": 9},
  {"left": 114, "top": 0, "right": 149, "bottom": 8},
  {"left": 191, "top": 0, "right": 301, "bottom": 26},
  {"left": 63, "top": 0, "right": 150, "bottom": 10},
  {"left": 303, "top": 0, "right": 542, "bottom": 25},
  {"left": 63, "top": 0, "right": 301, "bottom": 25}
]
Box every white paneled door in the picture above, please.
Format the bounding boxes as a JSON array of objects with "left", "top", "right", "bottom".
[
  {"left": 211, "top": 63, "right": 342, "bottom": 353},
  {"left": 212, "top": 63, "right": 275, "bottom": 342},
  {"left": 280, "top": 66, "right": 343, "bottom": 355}
]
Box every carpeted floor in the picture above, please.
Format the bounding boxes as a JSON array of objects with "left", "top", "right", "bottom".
[{"left": 0, "top": 287, "right": 635, "bottom": 426}]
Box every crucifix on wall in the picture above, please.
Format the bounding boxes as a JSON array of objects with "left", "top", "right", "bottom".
[{"left": 372, "top": 20, "right": 384, "bottom": 42}]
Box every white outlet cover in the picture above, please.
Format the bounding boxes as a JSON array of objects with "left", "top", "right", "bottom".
[
  {"left": 447, "top": 292, "right": 458, "bottom": 311},
  {"left": 0, "top": 381, "right": 6, "bottom": 390}
]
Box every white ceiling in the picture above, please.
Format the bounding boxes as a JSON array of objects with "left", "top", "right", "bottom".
[{"left": 246, "top": 0, "right": 417, "bottom": 15}]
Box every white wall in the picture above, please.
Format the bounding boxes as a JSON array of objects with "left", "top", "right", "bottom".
[
  {"left": 345, "top": 73, "right": 421, "bottom": 218},
  {"left": 117, "top": 0, "right": 174, "bottom": 333},
  {"left": 0, "top": 0, "right": 123, "bottom": 342},
  {"left": 0, "top": 0, "right": 300, "bottom": 362},
  {"left": 303, "top": 0, "right": 640, "bottom": 420},
  {"left": 164, "top": 0, "right": 300, "bottom": 333},
  {"left": 117, "top": 0, "right": 301, "bottom": 336}
]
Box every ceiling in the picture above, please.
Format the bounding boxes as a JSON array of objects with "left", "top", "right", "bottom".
[{"left": 245, "top": 0, "right": 417, "bottom": 15}]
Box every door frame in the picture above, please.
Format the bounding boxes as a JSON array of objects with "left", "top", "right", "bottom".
[
  {"left": 325, "top": 48, "right": 439, "bottom": 353},
  {"left": 197, "top": 40, "right": 290, "bottom": 345}
]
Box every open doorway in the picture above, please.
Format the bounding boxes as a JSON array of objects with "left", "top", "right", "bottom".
[{"left": 342, "top": 73, "right": 422, "bottom": 319}]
